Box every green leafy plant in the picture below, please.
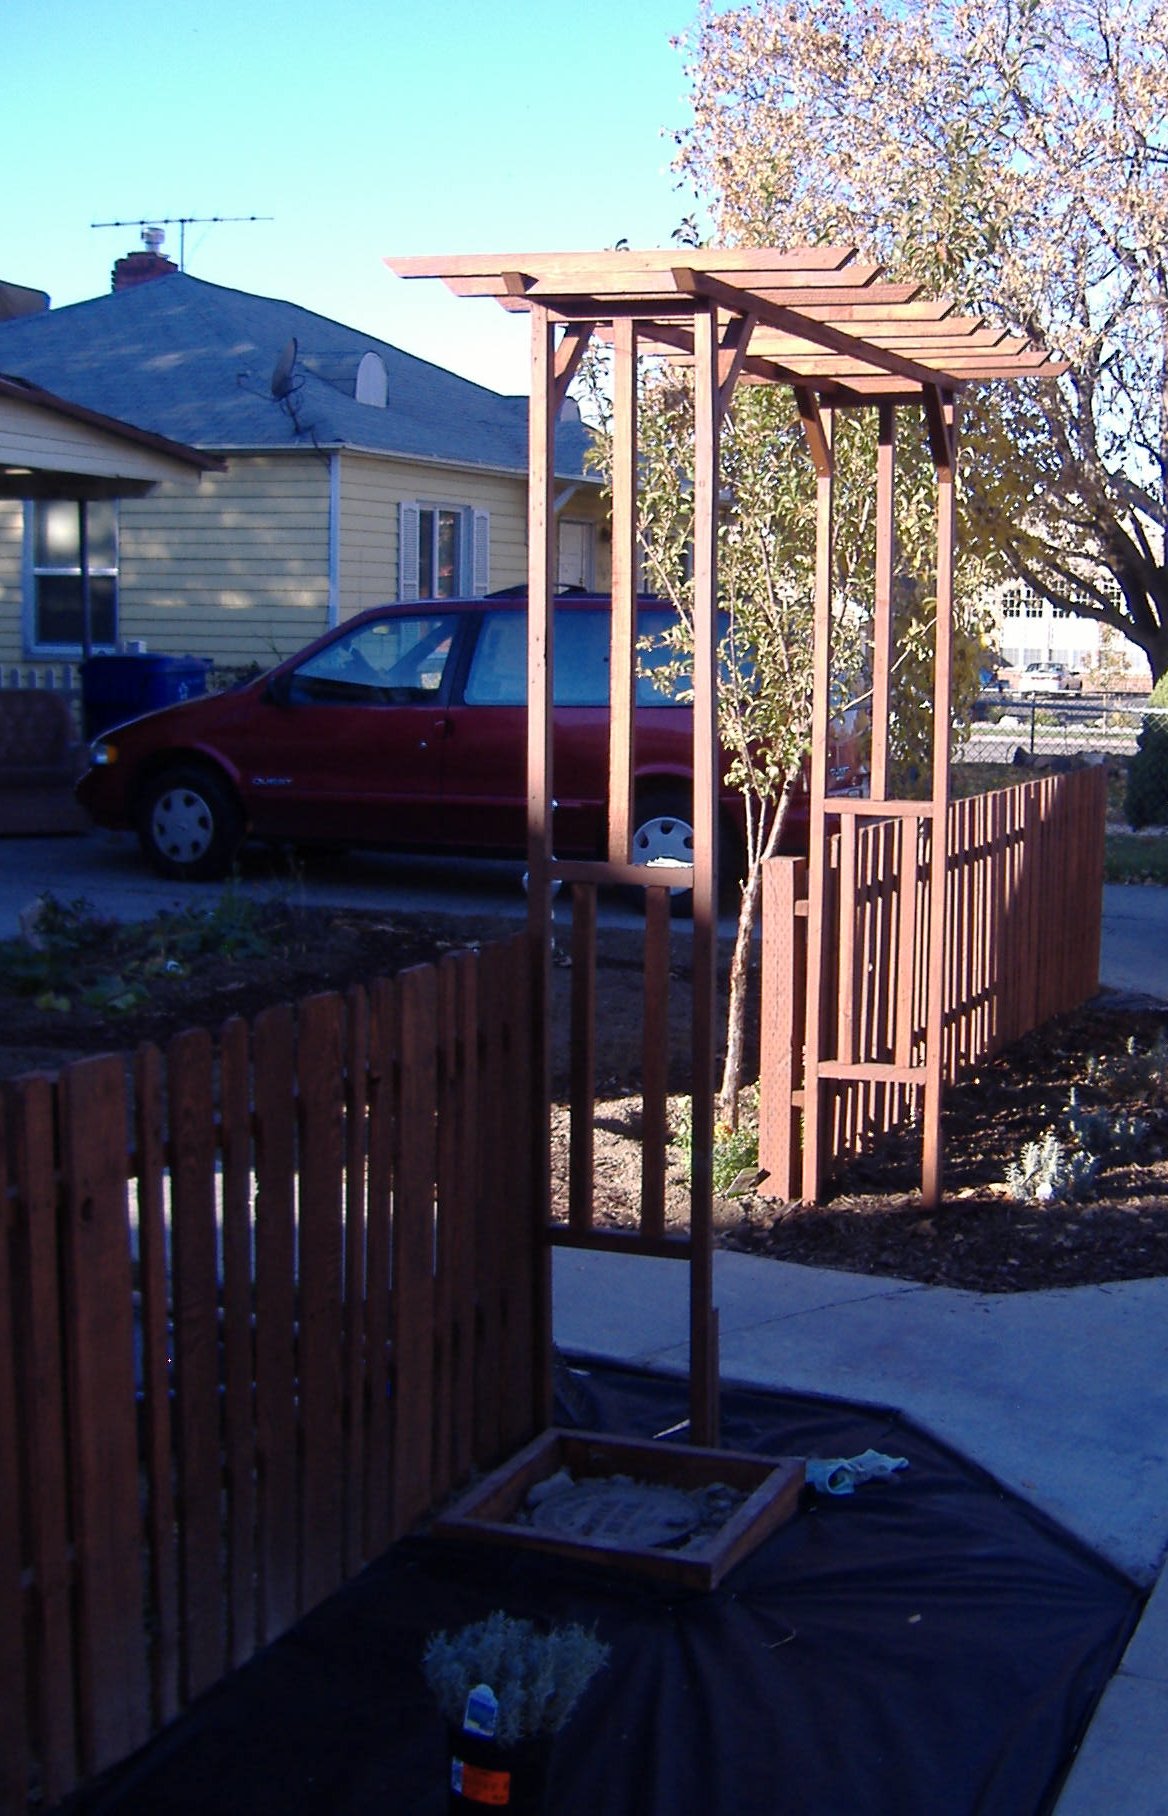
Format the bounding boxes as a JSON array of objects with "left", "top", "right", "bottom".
[
  {"left": 422, "top": 1612, "right": 610, "bottom": 1748},
  {"left": 0, "top": 887, "right": 275, "bottom": 1016},
  {"left": 1005, "top": 1068, "right": 1156, "bottom": 1203},
  {"left": 1086, "top": 1032, "right": 1168, "bottom": 1105},
  {"left": 0, "top": 893, "right": 120, "bottom": 1002},
  {"left": 1062, "top": 1089, "right": 1149, "bottom": 1164},
  {"left": 1005, "top": 1133, "right": 1099, "bottom": 1205},
  {"left": 671, "top": 1092, "right": 761, "bottom": 1195},
  {"left": 1125, "top": 675, "right": 1168, "bottom": 828}
]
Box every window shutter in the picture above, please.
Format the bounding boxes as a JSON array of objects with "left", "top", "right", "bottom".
[
  {"left": 471, "top": 510, "right": 490, "bottom": 597},
  {"left": 399, "top": 501, "right": 420, "bottom": 601}
]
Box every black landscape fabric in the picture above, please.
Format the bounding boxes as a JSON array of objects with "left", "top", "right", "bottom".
[{"left": 61, "top": 1364, "right": 1140, "bottom": 1816}]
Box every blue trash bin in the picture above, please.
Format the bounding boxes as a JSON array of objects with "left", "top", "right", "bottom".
[{"left": 81, "top": 654, "right": 213, "bottom": 740}]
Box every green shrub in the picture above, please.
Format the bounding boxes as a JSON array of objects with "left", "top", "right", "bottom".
[
  {"left": 1124, "top": 671, "right": 1168, "bottom": 827},
  {"left": 422, "top": 1612, "right": 610, "bottom": 1746}
]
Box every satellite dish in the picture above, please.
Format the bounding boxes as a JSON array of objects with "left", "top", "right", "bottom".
[{"left": 270, "top": 337, "right": 298, "bottom": 400}]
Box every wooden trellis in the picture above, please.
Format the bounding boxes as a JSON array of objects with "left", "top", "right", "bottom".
[{"left": 389, "top": 247, "right": 1062, "bottom": 1444}]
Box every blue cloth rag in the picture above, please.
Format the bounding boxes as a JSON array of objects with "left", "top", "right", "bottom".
[{"left": 805, "top": 1449, "right": 909, "bottom": 1496}]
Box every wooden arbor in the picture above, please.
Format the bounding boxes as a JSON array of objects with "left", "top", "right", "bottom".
[{"left": 388, "top": 248, "right": 1060, "bottom": 1444}]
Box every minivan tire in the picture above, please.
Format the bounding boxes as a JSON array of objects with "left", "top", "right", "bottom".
[{"left": 139, "top": 766, "right": 243, "bottom": 881}]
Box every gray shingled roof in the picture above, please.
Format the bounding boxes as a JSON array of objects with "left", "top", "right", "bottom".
[{"left": 0, "top": 273, "right": 595, "bottom": 481}]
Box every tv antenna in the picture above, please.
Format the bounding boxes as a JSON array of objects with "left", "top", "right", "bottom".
[{"left": 90, "top": 214, "right": 273, "bottom": 272}]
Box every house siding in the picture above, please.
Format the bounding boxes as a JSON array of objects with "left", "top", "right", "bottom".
[
  {"left": 119, "top": 453, "right": 331, "bottom": 668},
  {"left": 0, "top": 501, "right": 25, "bottom": 669},
  {"left": 337, "top": 454, "right": 529, "bottom": 612}
]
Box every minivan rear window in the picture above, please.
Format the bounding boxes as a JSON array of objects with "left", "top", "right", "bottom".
[{"left": 464, "top": 607, "right": 689, "bottom": 708}]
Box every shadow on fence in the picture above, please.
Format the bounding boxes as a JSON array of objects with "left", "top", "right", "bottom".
[
  {"left": 759, "top": 768, "right": 1107, "bottom": 1201},
  {"left": 0, "top": 934, "right": 535, "bottom": 1814}
]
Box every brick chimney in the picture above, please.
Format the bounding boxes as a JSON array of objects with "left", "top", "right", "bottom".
[{"left": 111, "top": 227, "right": 178, "bottom": 292}]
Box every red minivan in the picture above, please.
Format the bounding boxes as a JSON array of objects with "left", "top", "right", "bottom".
[{"left": 77, "top": 592, "right": 844, "bottom": 884}]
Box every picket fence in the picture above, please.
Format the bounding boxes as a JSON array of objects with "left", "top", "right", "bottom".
[
  {"left": 0, "top": 935, "right": 537, "bottom": 1814},
  {"left": 759, "top": 767, "right": 1108, "bottom": 1199}
]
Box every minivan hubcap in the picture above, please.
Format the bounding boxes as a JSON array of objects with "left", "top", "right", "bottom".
[
  {"left": 153, "top": 788, "right": 213, "bottom": 863},
  {"left": 632, "top": 812, "right": 694, "bottom": 873}
]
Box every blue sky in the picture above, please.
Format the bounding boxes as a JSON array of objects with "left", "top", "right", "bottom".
[{"left": 5, "top": 0, "right": 705, "bottom": 395}]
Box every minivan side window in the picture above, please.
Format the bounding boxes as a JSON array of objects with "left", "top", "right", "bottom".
[
  {"left": 287, "top": 614, "right": 458, "bottom": 705},
  {"left": 464, "top": 606, "right": 690, "bottom": 707}
]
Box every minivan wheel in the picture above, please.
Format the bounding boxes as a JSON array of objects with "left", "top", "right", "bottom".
[
  {"left": 139, "top": 766, "right": 243, "bottom": 881},
  {"left": 630, "top": 788, "right": 744, "bottom": 916},
  {"left": 631, "top": 789, "right": 696, "bottom": 915}
]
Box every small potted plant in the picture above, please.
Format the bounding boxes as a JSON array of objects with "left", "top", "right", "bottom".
[{"left": 423, "top": 1610, "right": 610, "bottom": 1813}]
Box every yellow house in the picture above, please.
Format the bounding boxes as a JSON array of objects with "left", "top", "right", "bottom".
[{"left": 0, "top": 263, "right": 607, "bottom": 684}]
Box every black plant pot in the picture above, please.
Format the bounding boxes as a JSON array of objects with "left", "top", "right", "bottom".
[{"left": 447, "top": 1725, "right": 552, "bottom": 1813}]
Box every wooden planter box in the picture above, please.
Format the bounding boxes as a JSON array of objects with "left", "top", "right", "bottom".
[{"left": 431, "top": 1429, "right": 805, "bottom": 1591}]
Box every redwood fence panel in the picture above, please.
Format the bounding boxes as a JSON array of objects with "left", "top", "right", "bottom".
[
  {"left": 0, "top": 933, "right": 534, "bottom": 1815},
  {"left": 760, "top": 769, "right": 1107, "bottom": 1200}
]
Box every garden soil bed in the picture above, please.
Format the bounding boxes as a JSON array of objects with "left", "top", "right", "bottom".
[{"left": 1, "top": 899, "right": 1165, "bottom": 1296}]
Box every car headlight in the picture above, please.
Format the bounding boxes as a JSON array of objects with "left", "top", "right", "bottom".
[{"left": 89, "top": 740, "right": 119, "bottom": 766}]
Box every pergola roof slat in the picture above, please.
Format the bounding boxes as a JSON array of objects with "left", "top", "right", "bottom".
[{"left": 386, "top": 245, "right": 1064, "bottom": 395}]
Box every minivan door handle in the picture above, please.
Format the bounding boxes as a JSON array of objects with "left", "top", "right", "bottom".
[{"left": 419, "top": 715, "right": 453, "bottom": 750}]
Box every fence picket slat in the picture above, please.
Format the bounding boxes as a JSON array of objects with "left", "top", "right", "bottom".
[
  {"left": 0, "top": 1102, "right": 30, "bottom": 1816},
  {"left": 343, "top": 985, "right": 369, "bottom": 1578},
  {"left": 167, "top": 1029, "right": 224, "bottom": 1701},
  {"left": 499, "top": 937, "right": 537, "bottom": 1456},
  {"left": 252, "top": 1004, "right": 298, "bottom": 1641},
  {"left": 7, "top": 1075, "right": 77, "bottom": 1803},
  {"left": 133, "top": 1043, "right": 179, "bottom": 1728},
  {"left": 297, "top": 994, "right": 347, "bottom": 1610},
  {"left": 439, "top": 950, "right": 479, "bottom": 1492},
  {"left": 218, "top": 1017, "right": 256, "bottom": 1666},
  {"left": 390, "top": 967, "right": 438, "bottom": 1538},
  {"left": 58, "top": 1056, "right": 149, "bottom": 1772},
  {"left": 363, "top": 977, "right": 398, "bottom": 1559},
  {"left": 473, "top": 949, "right": 506, "bottom": 1466},
  {"left": 432, "top": 957, "right": 462, "bottom": 1505}
]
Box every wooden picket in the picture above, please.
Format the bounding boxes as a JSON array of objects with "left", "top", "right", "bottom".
[
  {"left": 0, "top": 932, "right": 534, "bottom": 1815},
  {"left": 759, "top": 768, "right": 1108, "bottom": 1199}
]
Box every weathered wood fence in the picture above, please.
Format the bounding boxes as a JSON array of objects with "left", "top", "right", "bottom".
[
  {"left": 759, "top": 769, "right": 1108, "bottom": 1199},
  {"left": 0, "top": 936, "right": 536, "bottom": 1815}
]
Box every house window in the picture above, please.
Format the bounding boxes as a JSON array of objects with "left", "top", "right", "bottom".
[
  {"left": 29, "top": 498, "right": 118, "bottom": 651},
  {"left": 399, "top": 502, "right": 489, "bottom": 601}
]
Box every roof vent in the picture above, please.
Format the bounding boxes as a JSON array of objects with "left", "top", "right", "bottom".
[{"left": 355, "top": 352, "right": 388, "bottom": 407}]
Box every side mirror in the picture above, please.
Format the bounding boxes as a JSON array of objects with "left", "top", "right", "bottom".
[{"left": 266, "top": 671, "right": 293, "bottom": 707}]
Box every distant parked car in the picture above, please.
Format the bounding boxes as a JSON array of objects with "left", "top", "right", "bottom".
[
  {"left": 76, "top": 591, "right": 863, "bottom": 884},
  {"left": 1013, "top": 662, "right": 1084, "bottom": 695}
]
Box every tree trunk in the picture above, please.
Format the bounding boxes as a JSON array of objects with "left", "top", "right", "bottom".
[{"left": 717, "top": 855, "right": 764, "bottom": 1129}]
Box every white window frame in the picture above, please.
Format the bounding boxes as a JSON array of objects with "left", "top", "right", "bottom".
[
  {"left": 24, "top": 498, "right": 119, "bottom": 656},
  {"left": 398, "top": 500, "right": 489, "bottom": 601}
]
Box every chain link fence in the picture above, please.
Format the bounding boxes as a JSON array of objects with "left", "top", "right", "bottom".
[{"left": 960, "top": 694, "right": 1168, "bottom": 828}]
